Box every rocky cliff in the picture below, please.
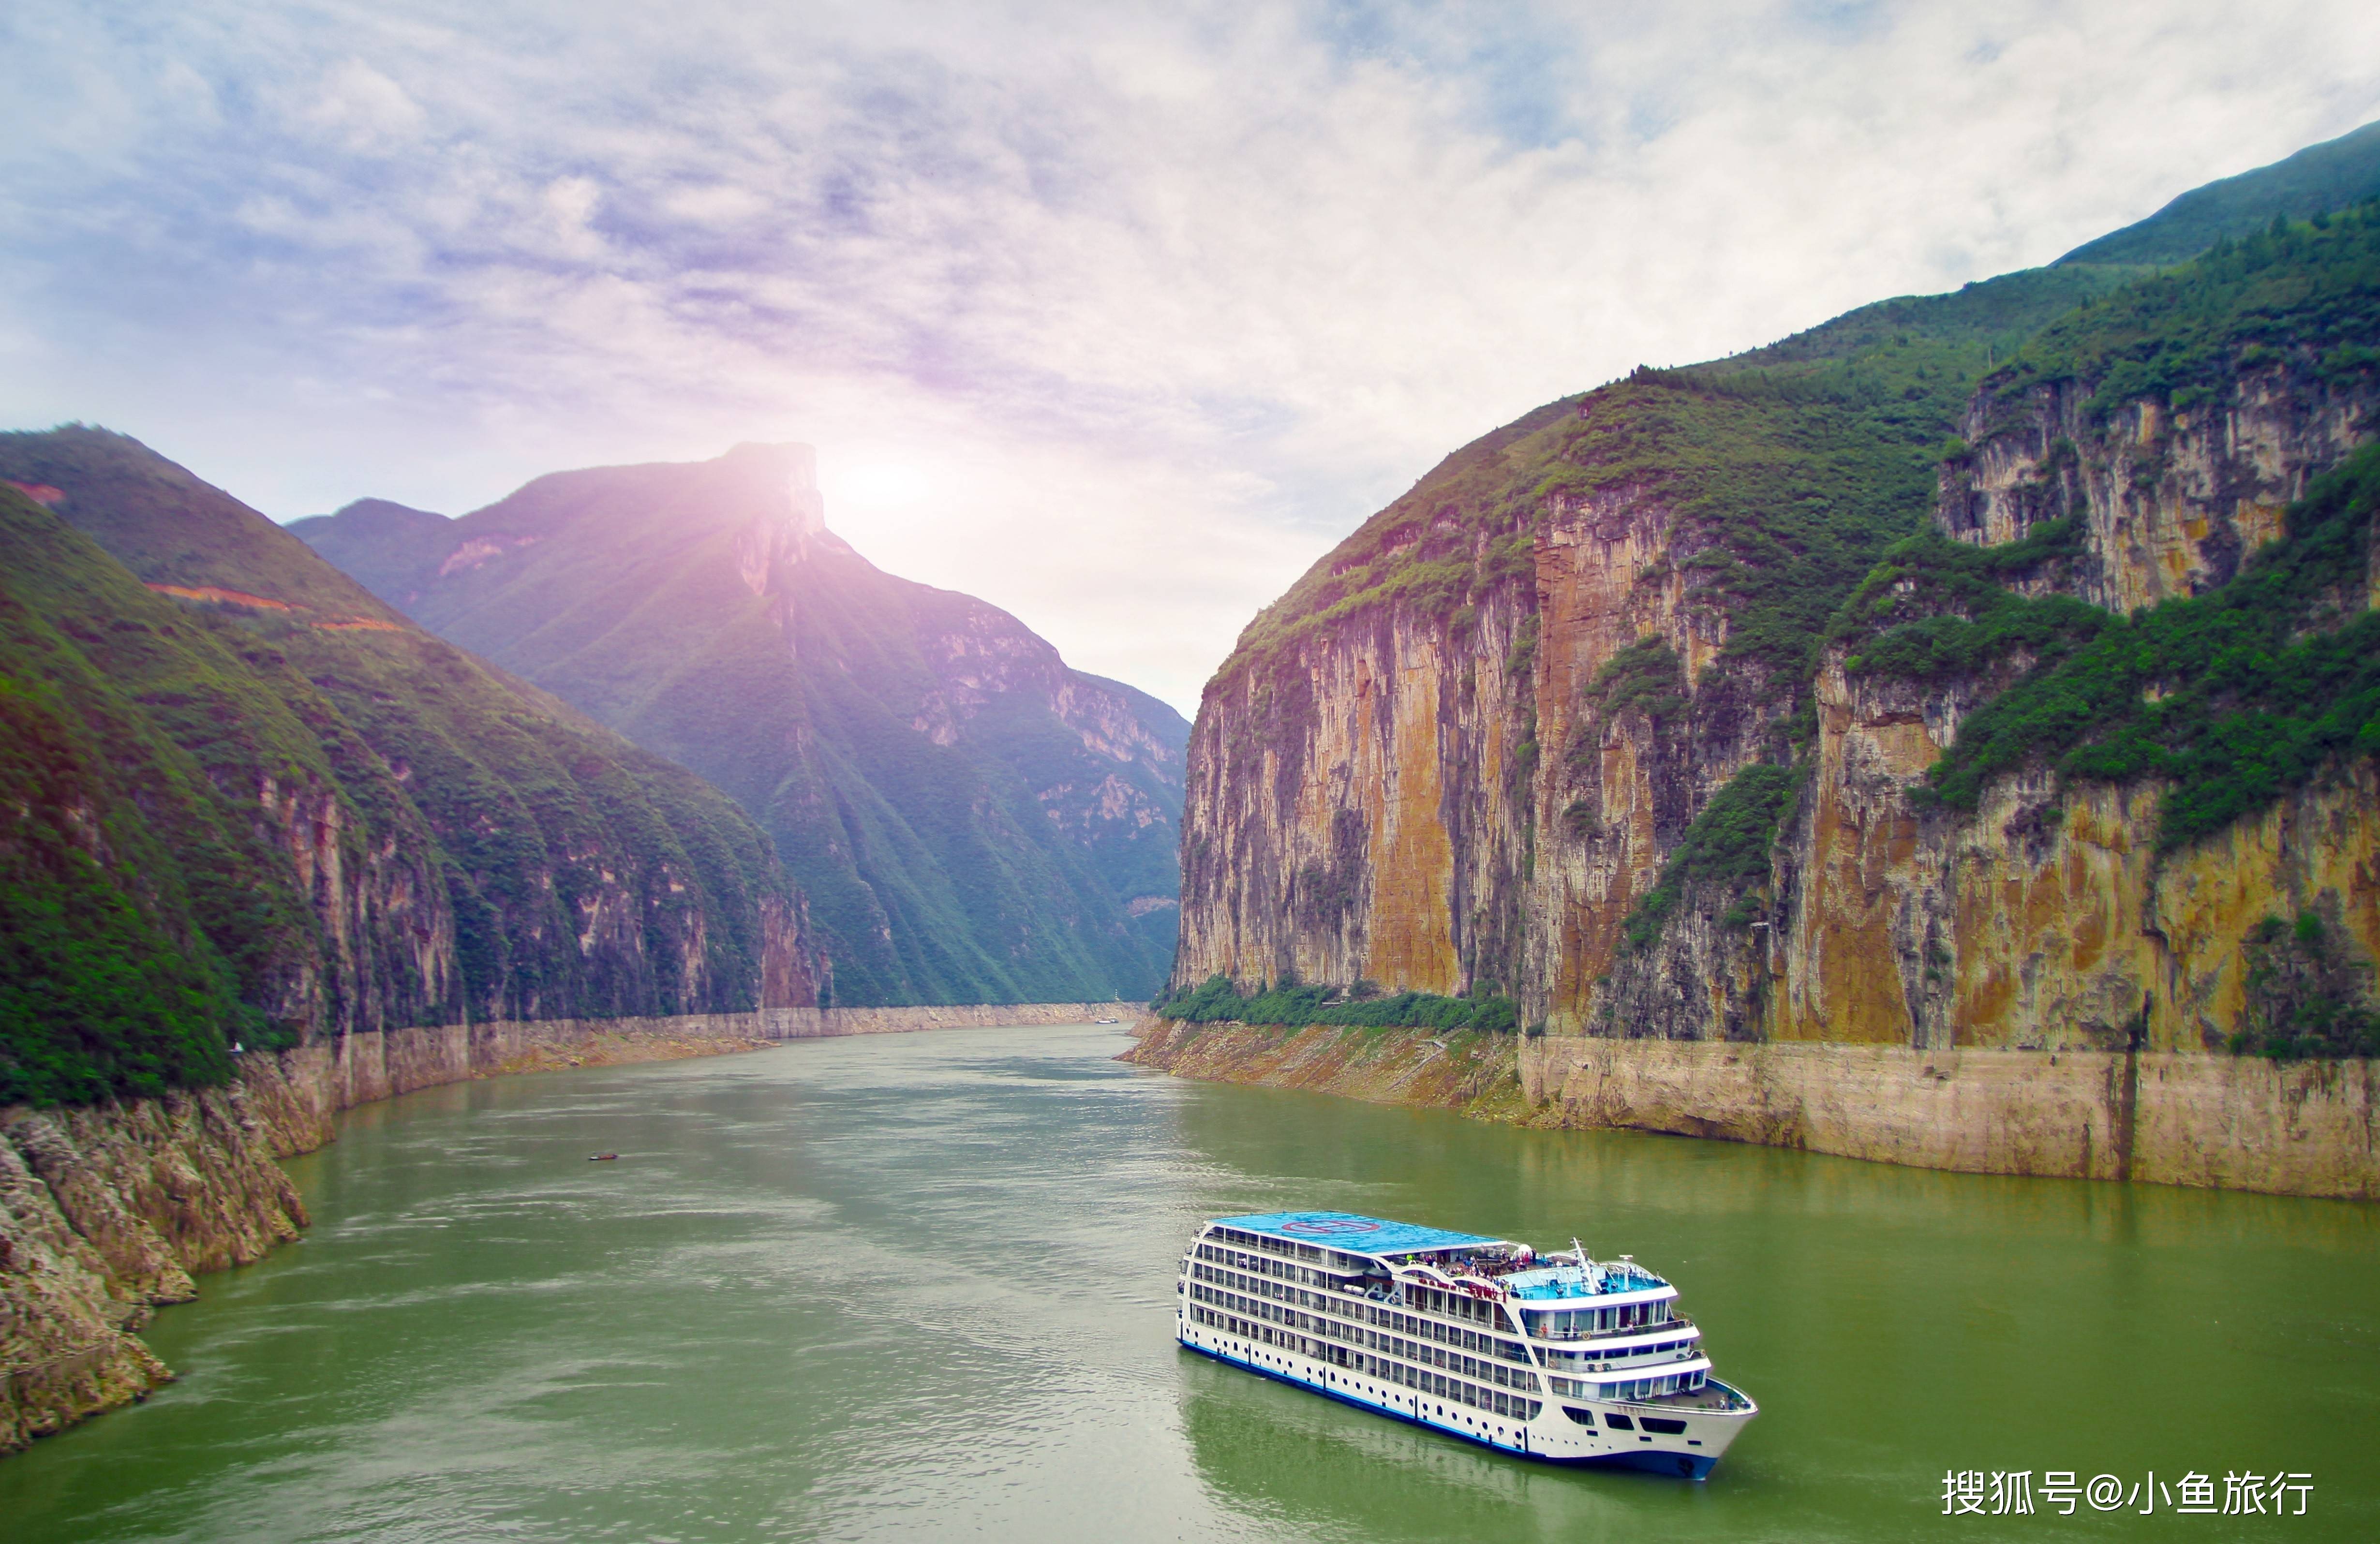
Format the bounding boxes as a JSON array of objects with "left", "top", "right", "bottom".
[
  {"left": 1166, "top": 136, "right": 2380, "bottom": 1188},
  {"left": 0, "top": 431, "right": 823, "bottom": 1112},
  {"left": 1, "top": 1072, "right": 310, "bottom": 1455},
  {"left": 295, "top": 445, "right": 1190, "bottom": 1007},
  {"left": 1120, "top": 1020, "right": 2378, "bottom": 1199}
]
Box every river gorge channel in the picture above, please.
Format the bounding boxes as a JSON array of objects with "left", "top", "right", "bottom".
[{"left": 2, "top": 1023, "right": 2373, "bottom": 1542}]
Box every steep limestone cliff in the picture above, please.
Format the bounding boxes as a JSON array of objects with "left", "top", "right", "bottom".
[
  {"left": 1166, "top": 165, "right": 2380, "bottom": 1191},
  {"left": 1776, "top": 679, "right": 2380, "bottom": 1055},
  {"left": 1176, "top": 581, "right": 1535, "bottom": 1000},
  {"left": 1942, "top": 361, "right": 2372, "bottom": 610}
]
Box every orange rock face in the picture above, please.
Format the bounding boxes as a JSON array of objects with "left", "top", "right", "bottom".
[
  {"left": 1175, "top": 584, "right": 1532, "bottom": 997},
  {"left": 1173, "top": 340, "right": 2378, "bottom": 1102}
]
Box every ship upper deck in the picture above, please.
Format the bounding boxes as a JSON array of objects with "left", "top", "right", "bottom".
[
  {"left": 1504, "top": 1261, "right": 1669, "bottom": 1300},
  {"left": 1208, "top": 1210, "right": 1506, "bottom": 1260}
]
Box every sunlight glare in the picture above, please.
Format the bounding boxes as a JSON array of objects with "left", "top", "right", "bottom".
[{"left": 830, "top": 460, "right": 934, "bottom": 508}]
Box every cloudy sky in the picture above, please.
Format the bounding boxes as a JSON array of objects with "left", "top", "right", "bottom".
[{"left": 7, "top": 2, "right": 2378, "bottom": 713}]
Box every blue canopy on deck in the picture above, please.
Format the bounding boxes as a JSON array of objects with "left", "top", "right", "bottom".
[{"left": 1211, "top": 1211, "right": 1504, "bottom": 1257}]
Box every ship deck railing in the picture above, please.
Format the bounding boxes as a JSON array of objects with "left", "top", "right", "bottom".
[{"left": 1613, "top": 1379, "right": 1755, "bottom": 1415}]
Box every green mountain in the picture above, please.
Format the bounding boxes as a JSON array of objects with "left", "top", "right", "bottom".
[
  {"left": 1172, "top": 119, "right": 2380, "bottom": 1069},
  {"left": 293, "top": 444, "right": 1188, "bottom": 1007},
  {"left": 0, "top": 429, "right": 818, "bottom": 1105},
  {"left": 288, "top": 497, "right": 453, "bottom": 610},
  {"left": 1223, "top": 118, "right": 2380, "bottom": 694},
  {"left": 2060, "top": 118, "right": 2380, "bottom": 266}
]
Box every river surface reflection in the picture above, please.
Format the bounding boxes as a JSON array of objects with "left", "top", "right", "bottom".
[{"left": 2, "top": 1024, "right": 2372, "bottom": 1541}]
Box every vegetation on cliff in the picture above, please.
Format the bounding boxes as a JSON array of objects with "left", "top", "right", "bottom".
[
  {"left": 1813, "top": 206, "right": 2380, "bottom": 857},
  {"left": 0, "top": 655, "right": 250, "bottom": 1102},
  {"left": 1989, "top": 198, "right": 2380, "bottom": 425},
  {"left": 2233, "top": 910, "right": 2380, "bottom": 1060},
  {"left": 1152, "top": 975, "right": 1519, "bottom": 1034},
  {"left": 1218, "top": 339, "right": 1978, "bottom": 687},
  {"left": 0, "top": 432, "right": 814, "bottom": 1105},
  {"left": 1620, "top": 762, "right": 1807, "bottom": 948},
  {"left": 1831, "top": 516, "right": 2102, "bottom": 683},
  {"left": 1911, "top": 442, "right": 2380, "bottom": 848}
]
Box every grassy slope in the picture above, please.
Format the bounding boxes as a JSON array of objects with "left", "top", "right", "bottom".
[
  {"left": 1, "top": 488, "right": 295, "bottom": 1100},
  {"left": 0, "top": 434, "right": 805, "bottom": 1104},
  {"left": 2, "top": 429, "right": 407, "bottom": 620},
  {"left": 2059, "top": 119, "right": 2380, "bottom": 266},
  {"left": 1217, "top": 261, "right": 2154, "bottom": 697}
]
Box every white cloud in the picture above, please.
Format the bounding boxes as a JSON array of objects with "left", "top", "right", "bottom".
[
  {"left": 2, "top": 0, "right": 2378, "bottom": 713},
  {"left": 303, "top": 57, "right": 429, "bottom": 152},
  {"left": 661, "top": 183, "right": 767, "bottom": 225}
]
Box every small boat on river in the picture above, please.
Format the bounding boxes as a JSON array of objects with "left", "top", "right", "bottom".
[{"left": 1175, "top": 1210, "right": 1756, "bottom": 1478}]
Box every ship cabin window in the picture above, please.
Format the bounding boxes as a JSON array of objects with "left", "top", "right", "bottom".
[{"left": 1602, "top": 1413, "right": 1635, "bottom": 1431}]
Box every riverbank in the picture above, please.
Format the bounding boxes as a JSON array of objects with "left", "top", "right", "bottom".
[
  {"left": 1123, "top": 1020, "right": 2380, "bottom": 1200},
  {"left": 1117, "top": 1017, "right": 1525, "bottom": 1119},
  {"left": 1, "top": 1003, "right": 1125, "bottom": 1454}
]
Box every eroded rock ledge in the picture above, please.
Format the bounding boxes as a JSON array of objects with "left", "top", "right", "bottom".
[
  {"left": 1125, "top": 1020, "right": 2379, "bottom": 1200},
  {"left": 2, "top": 1003, "right": 1124, "bottom": 1454},
  {"left": 1119, "top": 1017, "right": 1522, "bottom": 1119}
]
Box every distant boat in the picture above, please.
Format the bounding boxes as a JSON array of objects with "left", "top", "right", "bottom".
[
  {"left": 589, "top": 1153, "right": 619, "bottom": 1161},
  {"left": 1175, "top": 1211, "right": 1756, "bottom": 1478},
  {"left": 1095, "top": 1017, "right": 1121, "bottom": 1024}
]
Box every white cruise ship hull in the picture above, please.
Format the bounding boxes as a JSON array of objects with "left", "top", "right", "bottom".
[
  {"left": 1175, "top": 1210, "right": 1758, "bottom": 1480},
  {"left": 1178, "top": 1312, "right": 1751, "bottom": 1479}
]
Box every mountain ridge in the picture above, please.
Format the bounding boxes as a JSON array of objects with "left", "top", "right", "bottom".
[{"left": 297, "top": 443, "right": 1189, "bottom": 1006}]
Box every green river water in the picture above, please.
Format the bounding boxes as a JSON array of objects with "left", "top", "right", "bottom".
[{"left": 2, "top": 1024, "right": 2373, "bottom": 1542}]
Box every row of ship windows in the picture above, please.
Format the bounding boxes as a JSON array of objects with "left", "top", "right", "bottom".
[
  {"left": 1191, "top": 1285, "right": 1545, "bottom": 1393},
  {"left": 1544, "top": 1336, "right": 1698, "bottom": 1369},
  {"left": 1524, "top": 1302, "right": 1672, "bottom": 1337},
  {"left": 1190, "top": 1263, "right": 1532, "bottom": 1362},
  {"left": 1197, "top": 1242, "right": 1331, "bottom": 1289},
  {"left": 1562, "top": 1407, "right": 1692, "bottom": 1436},
  {"left": 1190, "top": 1306, "right": 1545, "bottom": 1424},
  {"left": 1547, "top": 1371, "right": 1703, "bottom": 1401}
]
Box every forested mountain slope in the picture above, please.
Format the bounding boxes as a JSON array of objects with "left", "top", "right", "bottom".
[
  {"left": 295, "top": 444, "right": 1187, "bottom": 1006},
  {"left": 1170, "top": 121, "right": 2380, "bottom": 1064},
  {"left": 0, "top": 431, "right": 818, "bottom": 1105}
]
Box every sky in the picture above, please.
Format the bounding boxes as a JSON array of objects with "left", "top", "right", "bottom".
[{"left": 6, "top": 2, "right": 2379, "bottom": 715}]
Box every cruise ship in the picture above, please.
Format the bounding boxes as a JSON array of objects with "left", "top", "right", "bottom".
[{"left": 1175, "top": 1211, "right": 1756, "bottom": 1478}]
